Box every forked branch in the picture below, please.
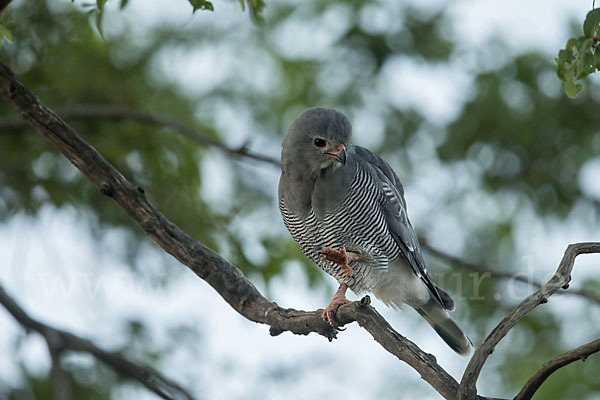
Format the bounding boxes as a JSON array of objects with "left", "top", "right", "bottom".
[{"left": 457, "top": 242, "right": 600, "bottom": 400}]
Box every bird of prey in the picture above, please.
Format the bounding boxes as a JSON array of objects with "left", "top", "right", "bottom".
[{"left": 278, "top": 107, "right": 472, "bottom": 355}]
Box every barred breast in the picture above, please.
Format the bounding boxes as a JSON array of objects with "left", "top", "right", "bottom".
[{"left": 280, "top": 166, "right": 401, "bottom": 293}]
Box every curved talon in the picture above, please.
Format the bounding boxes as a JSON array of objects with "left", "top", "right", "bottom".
[
  {"left": 322, "top": 283, "right": 351, "bottom": 326},
  {"left": 323, "top": 307, "right": 345, "bottom": 327},
  {"left": 349, "top": 271, "right": 357, "bottom": 287},
  {"left": 359, "top": 295, "right": 371, "bottom": 306},
  {"left": 328, "top": 310, "right": 339, "bottom": 325},
  {"left": 313, "top": 245, "right": 323, "bottom": 253}
]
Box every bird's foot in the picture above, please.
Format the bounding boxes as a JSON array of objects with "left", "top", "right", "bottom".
[
  {"left": 321, "top": 283, "right": 351, "bottom": 326},
  {"left": 315, "top": 246, "right": 355, "bottom": 281}
]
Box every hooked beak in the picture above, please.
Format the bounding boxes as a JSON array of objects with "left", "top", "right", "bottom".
[{"left": 324, "top": 144, "right": 347, "bottom": 165}]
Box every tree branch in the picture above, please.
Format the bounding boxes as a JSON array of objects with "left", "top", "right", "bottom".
[
  {"left": 0, "top": 104, "right": 281, "bottom": 166},
  {"left": 420, "top": 241, "right": 600, "bottom": 305},
  {"left": 457, "top": 242, "right": 600, "bottom": 400},
  {"left": 48, "top": 344, "right": 73, "bottom": 400},
  {"left": 3, "top": 104, "right": 599, "bottom": 307},
  {"left": 514, "top": 338, "right": 600, "bottom": 400},
  {"left": 0, "top": 284, "right": 196, "bottom": 400},
  {"left": 0, "top": 60, "right": 470, "bottom": 400}
]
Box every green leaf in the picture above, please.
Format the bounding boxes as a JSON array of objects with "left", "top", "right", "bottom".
[
  {"left": 583, "top": 8, "right": 600, "bottom": 38},
  {"left": 555, "top": 50, "right": 572, "bottom": 80},
  {"left": 580, "top": 49, "right": 597, "bottom": 76},
  {"left": 562, "top": 76, "right": 583, "bottom": 98},
  {"left": 567, "top": 37, "right": 583, "bottom": 52},
  {"left": 188, "top": 0, "right": 214, "bottom": 13},
  {"left": 555, "top": 39, "right": 578, "bottom": 81},
  {"left": 575, "top": 38, "right": 593, "bottom": 79},
  {"left": 554, "top": 34, "right": 600, "bottom": 97},
  {"left": 120, "top": 0, "right": 130, "bottom": 10},
  {"left": 96, "top": 0, "right": 107, "bottom": 10},
  {"left": 95, "top": 7, "right": 105, "bottom": 39},
  {"left": 0, "top": 25, "right": 13, "bottom": 43},
  {"left": 555, "top": 48, "right": 572, "bottom": 65},
  {"left": 247, "top": 0, "right": 266, "bottom": 23}
]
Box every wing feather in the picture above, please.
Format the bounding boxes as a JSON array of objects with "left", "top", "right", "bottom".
[{"left": 353, "top": 146, "right": 446, "bottom": 308}]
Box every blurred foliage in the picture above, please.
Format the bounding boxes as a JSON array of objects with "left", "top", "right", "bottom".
[
  {"left": 188, "top": 0, "right": 215, "bottom": 13},
  {"left": 1, "top": 0, "right": 600, "bottom": 399},
  {"left": 7, "top": 371, "right": 109, "bottom": 400},
  {"left": 0, "top": 18, "right": 13, "bottom": 44},
  {"left": 501, "top": 315, "right": 600, "bottom": 400},
  {"left": 439, "top": 52, "right": 600, "bottom": 218},
  {"left": 4, "top": 332, "right": 116, "bottom": 400},
  {"left": 555, "top": 8, "right": 600, "bottom": 98},
  {"left": 0, "top": 1, "right": 224, "bottom": 267},
  {"left": 68, "top": 0, "right": 266, "bottom": 36}
]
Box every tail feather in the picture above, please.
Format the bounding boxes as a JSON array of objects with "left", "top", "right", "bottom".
[
  {"left": 415, "top": 299, "right": 472, "bottom": 356},
  {"left": 434, "top": 284, "right": 455, "bottom": 311}
]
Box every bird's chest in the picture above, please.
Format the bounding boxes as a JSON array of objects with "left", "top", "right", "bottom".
[
  {"left": 310, "top": 165, "right": 354, "bottom": 216},
  {"left": 285, "top": 167, "right": 383, "bottom": 250},
  {"left": 280, "top": 204, "right": 343, "bottom": 252}
]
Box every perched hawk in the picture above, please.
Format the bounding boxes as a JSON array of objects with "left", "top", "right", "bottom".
[{"left": 278, "top": 107, "right": 471, "bottom": 355}]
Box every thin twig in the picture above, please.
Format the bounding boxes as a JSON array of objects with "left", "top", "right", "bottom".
[
  {"left": 515, "top": 338, "right": 600, "bottom": 400},
  {"left": 0, "top": 104, "right": 281, "bottom": 166},
  {"left": 457, "top": 242, "right": 600, "bottom": 400},
  {"left": 421, "top": 242, "right": 600, "bottom": 305},
  {"left": 0, "top": 284, "right": 196, "bottom": 400},
  {"left": 48, "top": 347, "right": 73, "bottom": 400}
]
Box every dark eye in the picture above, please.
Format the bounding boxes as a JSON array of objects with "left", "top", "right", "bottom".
[{"left": 314, "top": 138, "right": 326, "bottom": 148}]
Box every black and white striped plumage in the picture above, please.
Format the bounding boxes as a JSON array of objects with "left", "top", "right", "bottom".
[{"left": 278, "top": 107, "right": 472, "bottom": 355}]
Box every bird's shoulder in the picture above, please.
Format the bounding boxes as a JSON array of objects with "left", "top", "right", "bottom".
[
  {"left": 278, "top": 171, "right": 314, "bottom": 218},
  {"left": 349, "top": 145, "right": 406, "bottom": 196}
]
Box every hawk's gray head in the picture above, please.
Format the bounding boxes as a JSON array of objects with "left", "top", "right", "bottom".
[{"left": 282, "top": 107, "right": 351, "bottom": 175}]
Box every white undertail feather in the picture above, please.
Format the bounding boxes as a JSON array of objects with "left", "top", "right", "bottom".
[
  {"left": 370, "top": 263, "right": 472, "bottom": 355},
  {"left": 371, "top": 260, "right": 430, "bottom": 309}
]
